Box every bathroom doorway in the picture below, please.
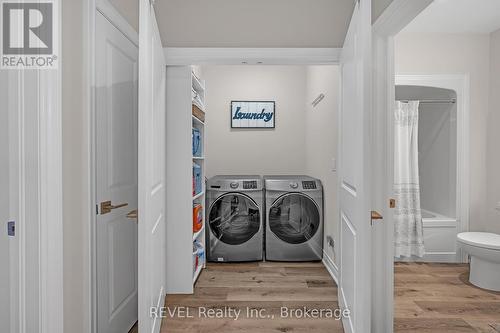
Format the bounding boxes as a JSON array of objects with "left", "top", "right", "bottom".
[{"left": 387, "top": 0, "right": 500, "bottom": 330}]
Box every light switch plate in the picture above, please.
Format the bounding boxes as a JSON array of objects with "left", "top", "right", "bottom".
[
  {"left": 331, "top": 158, "right": 337, "bottom": 172},
  {"left": 7, "top": 221, "right": 15, "bottom": 236}
]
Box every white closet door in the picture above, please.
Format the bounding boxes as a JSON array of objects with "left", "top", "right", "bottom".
[
  {"left": 338, "top": 1, "right": 373, "bottom": 333},
  {"left": 138, "top": 0, "right": 167, "bottom": 332},
  {"left": 95, "top": 11, "right": 138, "bottom": 333}
]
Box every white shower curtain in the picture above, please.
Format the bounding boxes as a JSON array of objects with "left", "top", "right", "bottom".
[{"left": 394, "top": 101, "right": 425, "bottom": 258}]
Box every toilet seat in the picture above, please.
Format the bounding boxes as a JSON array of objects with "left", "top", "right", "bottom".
[{"left": 457, "top": 232, "right": 500, "bottom": 251}]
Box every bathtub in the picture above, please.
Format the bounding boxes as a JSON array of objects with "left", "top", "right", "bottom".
[{"left": 398, "top": 209, "right": 460, "bottom": 263}]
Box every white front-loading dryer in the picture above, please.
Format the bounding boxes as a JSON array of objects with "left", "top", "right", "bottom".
[
  {"left": 206, "top": 176, "right": 264, "bottom": 262},
  {"left": 264, "top": 176, "right": 324, "bottom": 261}
]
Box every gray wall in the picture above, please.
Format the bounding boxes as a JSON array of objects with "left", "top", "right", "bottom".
[
  {"left": 203, "top": 65, "right": 307, "bottom": 176},
  {"left": 418, "top": 96, "right": 457, "bottom": 218},
  {"left": 305, "top": 66, "right": 340, "bottom": 264},
  {"left": 155, "top": 0, "right": 354, "bottom": 47}
]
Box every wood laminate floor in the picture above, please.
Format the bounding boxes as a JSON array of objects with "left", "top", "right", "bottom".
[
  {"left": 158, "top": 262, "right": 500, "bottom": 333},
  {"left": 394, "top": 262, "right": 500, "bottom": 333},
  {"left": 161, "top": 262, "right": 343, "bottom": 333}
]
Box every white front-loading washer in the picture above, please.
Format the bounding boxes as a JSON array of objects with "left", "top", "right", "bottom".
[
  {"left": 264, "top": 175, "right": 324, "bottom": 261},
  {"left": 206, "top": 175, "right": 264, "bottom": 262}
]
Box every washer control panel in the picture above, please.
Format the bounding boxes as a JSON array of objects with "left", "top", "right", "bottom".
[
  {"left": 243, "top": 181, "right": 258, "bottom": 189},
  {"left": 302, "top": 181, "right": 317, "bottom": 190}
]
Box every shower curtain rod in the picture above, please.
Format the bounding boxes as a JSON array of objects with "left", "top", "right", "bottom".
[{"left": 397, "top": 98, "right": 456, "bottom": 104}]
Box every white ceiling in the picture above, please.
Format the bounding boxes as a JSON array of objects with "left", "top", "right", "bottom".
[
  {"left": 154, "top": 0, "right": 355, "bottom": 48},
  {"left": 402, "top": 0, "right": 500, "bottom": 34}
]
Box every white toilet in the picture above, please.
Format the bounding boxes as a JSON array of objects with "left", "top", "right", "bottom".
[{"left": 457, "top": 232, "right": 500, "bottom": 291}]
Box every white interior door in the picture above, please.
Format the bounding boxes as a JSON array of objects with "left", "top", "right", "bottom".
[
  {"left": 338, "top": 1, "right": 372, "bottom": 333},
  {"left": 96, "top": 11, "right": 138, "bottom": 333},
  {"left": 138, "top": 1, "right": 167, "bottom": 332}
]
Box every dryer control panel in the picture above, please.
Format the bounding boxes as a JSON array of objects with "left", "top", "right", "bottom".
[{"left": 302, "top": 181, "right": 317, "bottom": 189}]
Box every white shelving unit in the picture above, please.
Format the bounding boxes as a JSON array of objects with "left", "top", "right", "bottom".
[{"left": 166, "top": 66, "right": 206, "bottom": 293}]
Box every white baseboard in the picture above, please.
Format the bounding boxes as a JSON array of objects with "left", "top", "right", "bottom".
[{"left": 322, "top": 250, "right": 339, "bottom": 285}]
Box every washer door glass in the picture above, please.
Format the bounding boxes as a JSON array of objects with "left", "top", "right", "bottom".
[
  {"left": 268, "top": 193, "right": 320, "bottom": 244},
  {"left": 209, "top": 193, "right": 260, "bottom": 245}
]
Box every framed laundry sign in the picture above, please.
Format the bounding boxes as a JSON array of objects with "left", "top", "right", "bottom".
[{"left": 231, "top": 101, "right": 275, "bottom": 128}]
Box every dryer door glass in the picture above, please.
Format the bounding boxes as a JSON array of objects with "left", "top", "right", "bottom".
[
  {"left": 209, "top": 194, "right": 260, "bottom": 245},
  {"left": 268, "top": 193, "right": 320, "bottom": 244}
]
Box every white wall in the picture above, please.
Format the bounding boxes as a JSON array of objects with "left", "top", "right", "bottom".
[
  {"left": 155, "top": 0, "right": 354, "bottom": 48},
  {"left": 203, "top": 65, "right": 307, "bottom": 176},
  {"left": 305, "top": 66, "right": 340, "bottom": 264},
  {"left": 486, "top": 29, "right": 500, "bottom": 234},
  {"left": 395, "top": 32, "right": 490, "bottom": 232}
]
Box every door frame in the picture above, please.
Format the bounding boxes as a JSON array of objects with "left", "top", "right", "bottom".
[
  {"left": 84, "top": 1, "right": 138, "bottom": 332},
  {"left": 83, "top": 11, "right": 341, "bottom": 328},
  {"left": 371, "top": 1, "right": 433, "bottom": 332},
  {"left": 81, "top": 0, "right": 342, "bottom": 330},
  {"left": 163, "top": 47, "right": 341, "bottom": 285}
]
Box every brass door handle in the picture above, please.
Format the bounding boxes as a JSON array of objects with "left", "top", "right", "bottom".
[
  {"left": 126, "top": 209, "right": 138, "bottom": 220},
  {"left": 100, "top": 201, "right": 128, "bottom": 214},
  {"left": 371, "top": 210, "right": 383, "bottom": 220}
]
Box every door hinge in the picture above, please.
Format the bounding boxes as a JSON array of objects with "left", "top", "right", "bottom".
[{"left": 96, "top": 204, "right": 99, "bottom": 215}]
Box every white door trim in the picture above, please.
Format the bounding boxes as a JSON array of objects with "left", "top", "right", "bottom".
[
  {"left": 164, "top": 47, "right": 341, "bottom": 65},
  {"left": 39, "top": 68, "right": 64, "bottom": 333},
  {"left": 395, "top": 74, "right": 470, "bottom": 261},
  {"left": 24, "top": 1, "right": 64, "bottom": 330},
  {"left": 83, "top": 1, "right": 139, "bottom": 332},
  {"left": 96, "top": 0, "right": 139, "bottom": 46},
  {"left": 371, "top": 1, "right": 432, "bottom": 333}
]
